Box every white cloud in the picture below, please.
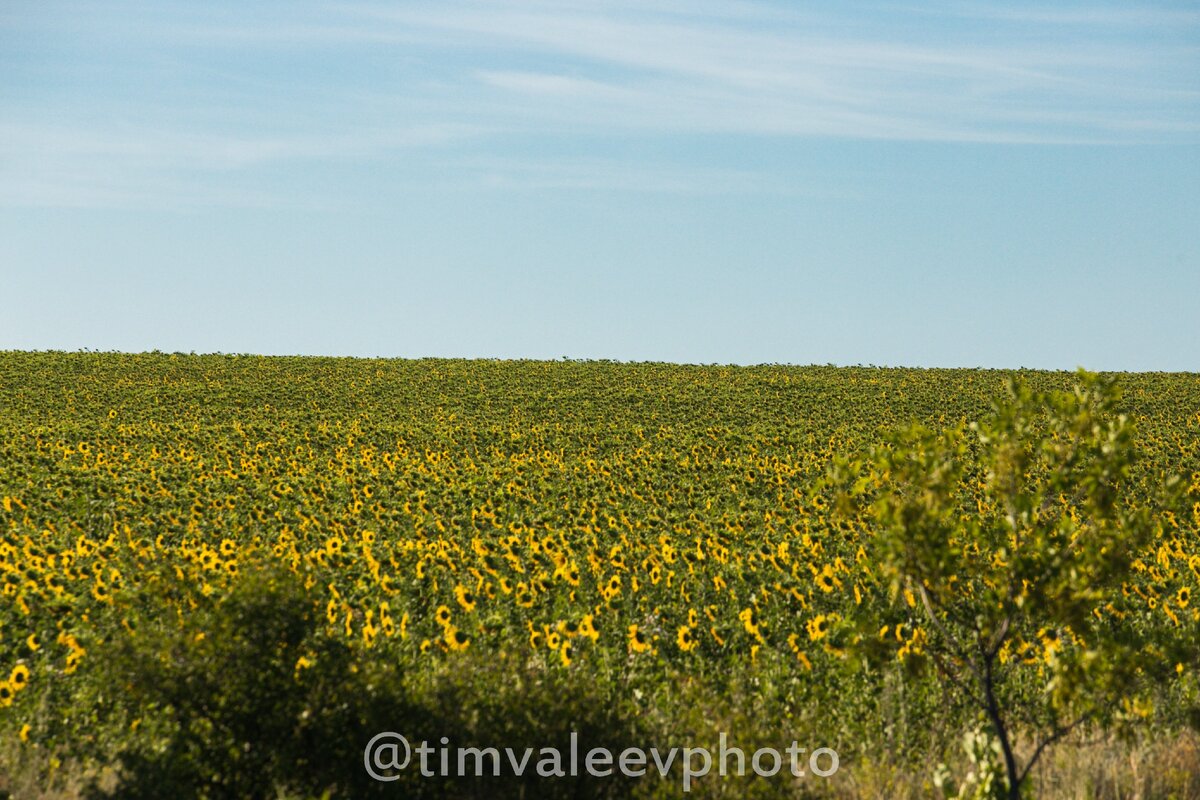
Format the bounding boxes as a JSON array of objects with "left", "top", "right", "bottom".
[
  {"left": 341, "top": 2, "right": 1200, "bottom": 142},
  {"left": 2, "top": 0, "right": 1196, "bottom": 207},
  {"left": 475, "top": 71, "right": 640, "bottom": 100},
  {"left": 932, "top": 4, "right": 1200, "bottom": 28},
  {"left": 0, "top": 121, "right": 481, "bottom": 208}
]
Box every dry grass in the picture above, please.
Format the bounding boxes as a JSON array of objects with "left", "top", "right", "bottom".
[
  {"left": 824, "top": 729, "right": 1200, "bottom": 800},
  {"left": 4, "top": 729, "right": 1199, "bottom": 799},
  {"left": 1022, "top": 729, "right": 1200, "bottom": 800}
]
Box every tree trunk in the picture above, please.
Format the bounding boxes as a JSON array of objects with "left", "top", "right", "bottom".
[{"left": 981, "top": 657, "right": 1022, "bottom": 800}]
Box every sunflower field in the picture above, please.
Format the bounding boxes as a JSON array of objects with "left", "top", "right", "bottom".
[{"left": 1, "top": 352, "right": 1199, "bottom": 799}]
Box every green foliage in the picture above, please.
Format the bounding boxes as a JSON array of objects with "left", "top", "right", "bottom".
[
  {"left": 2, "top": 354, "right": 1199, "bottom": 797},
  {"left": 74, "top": 566, "right": 646, "bottom": 799},
  {"left": 933, "top": 725, "right": 1006, "bottom": 800},
  {"left": 838, "top": 371, "right": 1192, "bottom": 798},
  {"left": 82, "top": 567, "right": 413, "bottom": 799}
]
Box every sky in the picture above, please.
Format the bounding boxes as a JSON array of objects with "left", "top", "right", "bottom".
[{"left": 2, "top": 1, "right": 1198, "bottom": 370}]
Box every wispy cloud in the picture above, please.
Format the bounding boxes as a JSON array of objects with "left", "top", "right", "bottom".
[
  {"left": 930, "top": 4, "right": 1200, "bottom": 28},
  {"left": 476, "top": 71, "right": 642, "bottom": 101},
  {"left": 0, "top": 121, "right": 481, "bottom": 209},
  {"left": 147, "top": 0, "right": 1196, "bottom": 142},
  {"left": 425, "top": 154, "right": 858, "bottom": 197},
  {"left": 0, "top": 122, "right": 478, "bottom": 168},
  {"left": 365, "top": 2, "right": 1198, "bottom": 141},
  {"left": 2, "top": 0, "right": 1197, "bottom": 208}
]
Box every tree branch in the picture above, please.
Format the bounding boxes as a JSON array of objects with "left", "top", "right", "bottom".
[
  {"left": 986, "top": 615, "right": 1010, "bottom": 661},
  {"left": 927, "top": 648, "right": 985, "bottom": 709},
  {"left": 1017, "top": 714, "right": 1089, "bottom": 787},
  {"left": 918, "top": 583, "right": 982, "bottom": 680}
]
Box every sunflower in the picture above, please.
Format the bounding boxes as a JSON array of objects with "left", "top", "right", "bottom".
[
  {"left": 25, "top": 634, "right": 40, "bottom": 653},
  {"left": 445, "top": 627, "right": 470, "bottom": 651},
  {"left": 10, "top": 664, "right": 30, "bottom": 692},
  {"left": 19, "top": 724, "right": 31, "bottom": 743},
  {"left": 434, "top": 605, "right": 452, "bottom": 628},
  {"left": 806, "top": 614, "right": 836, "bottom": 641},
  {"left": 823, "top": 642, "right": 846, "bottom": 658},
  {"left": 815, "top": 565, "right": 840, "bottom": 593},
  {"left": 676, "top": 625, "right": 697, "bottom": 653},
  {"left": 738, "top": 607, "right": 760, "bottom": 637},
  {"left": 0, "top": 682, "right": 12, "bottom": 707},
  {"left": 294, "top": 655, "right": 314, "bottom": 677},
  {"left": 1037, "top": 627, "right": 1060, "bottom": 653},
  {"left": 454, "top": 585, "right": 476, "bottom": 613},
  {"left": 1178, "top": 587, "right": 1191, "bottom": 609},
  {"left": 579, "top": 614, "right": 599, "bottom": 642},
  {"left": 91, "top": 581, "right": 111, "bottom": 603},
  {"left": 362, "top": 620, "right": 378, "bottom": 648},
  {"left": 628, "top": 625, "right": 651, "bottom": 654}
]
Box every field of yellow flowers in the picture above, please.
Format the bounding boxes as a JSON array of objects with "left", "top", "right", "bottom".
[{"left": 1, "top": 352, "right": 1198, "bottom": 798}]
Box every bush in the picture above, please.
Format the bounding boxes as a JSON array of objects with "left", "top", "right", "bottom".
[
  {"left": 73, "top": 565, "right": 646, "bottom": 799},
  {"left": 80, "top": 566, "right": 412, "bottom": 799}
]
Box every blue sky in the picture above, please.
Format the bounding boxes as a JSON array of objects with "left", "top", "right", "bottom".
[{"left": 2, "top": 1, "right": 1198, "bottom": 370}]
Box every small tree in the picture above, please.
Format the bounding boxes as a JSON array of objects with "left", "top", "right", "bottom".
[{"left": 835, "top": 371, "right": 1184, "bottom": 799}]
